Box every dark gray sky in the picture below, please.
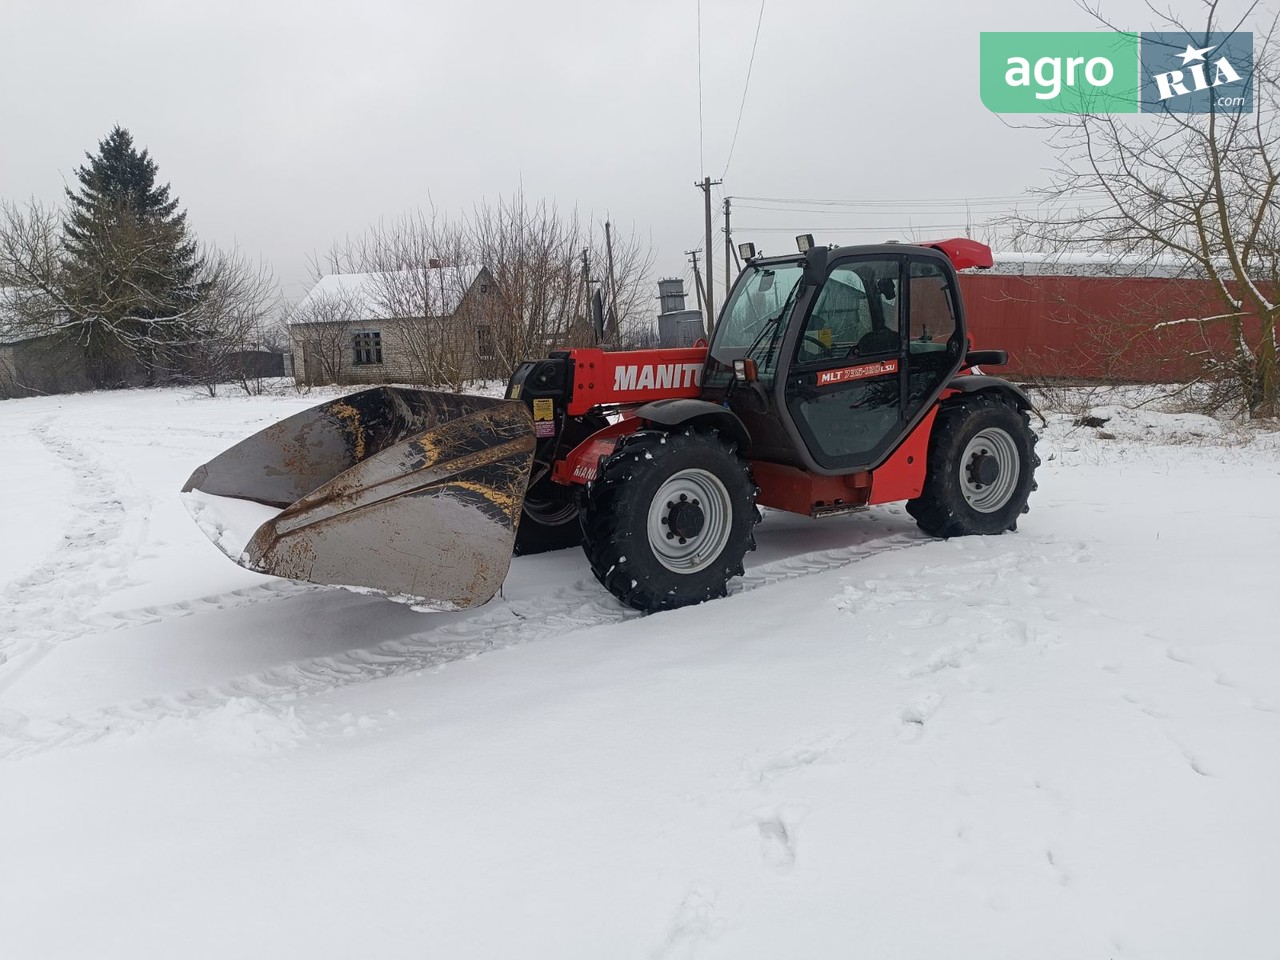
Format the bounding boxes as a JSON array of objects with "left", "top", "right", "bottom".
[{"left": 3, "top": 0, "right": 1160, "bottom": 305}]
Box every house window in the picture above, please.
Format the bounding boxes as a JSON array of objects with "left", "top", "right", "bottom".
[
  {"left": 476, "top": 325, "right": 495, "bottom": 360},
  {"left": 352, "top": 330, "right": 383, "bottom": 365}
]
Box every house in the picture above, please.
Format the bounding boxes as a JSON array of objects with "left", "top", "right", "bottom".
[
  {"left": 0, "top": 287, "right": 96, "bottom": 399},
  {"left": 288, "top": 263, "right": 500, "bottom": 387},
  {"left": 1, "top": 287, "right": 288, "bottom": 398}
]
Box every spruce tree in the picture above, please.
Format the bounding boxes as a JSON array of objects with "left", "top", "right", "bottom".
[{"left": 62, "top": 126, "right": 205, "bottom": 386}]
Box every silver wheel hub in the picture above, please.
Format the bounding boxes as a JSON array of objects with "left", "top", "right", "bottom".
[
  {"left": 959, "top": 427, "right": 1020, "bottom": 513},
  {"left": 647, "top": 468, "right": 733, "bottom": 574}
]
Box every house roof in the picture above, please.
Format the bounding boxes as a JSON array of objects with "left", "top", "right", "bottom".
[
  {"left": 0, "top": 287, "right": 69, "bottom": 345},
  {"left": 1, "top": 288, "right": 26, "bottom": 344},
  {"left": 289, "top": 265, "right": 484, "bottom": 325},
  {"left": 983, "top": 251, "right": 1196, "bottom": 279}
]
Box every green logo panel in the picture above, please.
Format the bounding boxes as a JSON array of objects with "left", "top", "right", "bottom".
[{"left": 981, "top": 32, "right": 1139, "bottom": 113}]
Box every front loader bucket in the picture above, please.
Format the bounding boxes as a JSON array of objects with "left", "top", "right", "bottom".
[{"left": 182, "top": 387, "right": 535, "bottom": 610}]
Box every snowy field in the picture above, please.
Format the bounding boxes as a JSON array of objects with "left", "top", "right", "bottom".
[{"left": 1, "top": 383, "right": 1278, "bottom": 959}]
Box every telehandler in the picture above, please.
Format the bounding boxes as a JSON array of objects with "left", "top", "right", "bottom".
[{"left": 184, "top": 236, "right": 1038, "bottom": 613}]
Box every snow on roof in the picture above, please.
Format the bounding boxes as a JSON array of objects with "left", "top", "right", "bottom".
[
  {"left": 0, "top": 287, "right": 67, "bottom": 345},
  {"left": 981, "top": 250, "right": 1198, "bottom": 279},
  {"left": 0, "top": 287, "right": 27, "bottom": 345},
  {"left": 289, "top": 265, "right": 484, "bottom": 325}
]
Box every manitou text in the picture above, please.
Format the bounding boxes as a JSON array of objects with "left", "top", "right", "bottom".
[{"left": 613, "top": 363, "right": 704, "bottom": 392}]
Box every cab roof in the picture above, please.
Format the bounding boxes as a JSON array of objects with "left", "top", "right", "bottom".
[{"left": 745, "top": 237, "right": 993, "bottom": 272}]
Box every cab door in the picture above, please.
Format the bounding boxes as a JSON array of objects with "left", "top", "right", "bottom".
[
  {"left": 781, "top": 254, "right": 964, "bottom": 472},
  {"left": 783, "top": 256, "right": 906, "bottom": 470}
]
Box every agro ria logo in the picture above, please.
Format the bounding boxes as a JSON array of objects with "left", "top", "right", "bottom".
[{"left": 1140, "top": 32, "right": 1253, "bottom": 113}]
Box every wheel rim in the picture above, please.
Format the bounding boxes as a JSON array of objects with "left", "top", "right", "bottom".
[
  {"left": 959, "top": 427, "right": 1021, "bottom": 513},
  {"left": 522, "top": 497, "right": 578, "bottom": 527},
  {"left": 647, "top": 468, "right": 733, "bottom": 574}
]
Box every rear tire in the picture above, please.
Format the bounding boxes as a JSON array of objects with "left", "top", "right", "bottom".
[
  {"left": 513, "top": 415, "right": 607, "bottom": 556},
  {"left": 581, "top": 429, "right": 759, "bottom": 612},
  {"left": 906, "top": 393, "right": 1039, "bottom": 538},
  {"left": 513, "top": 479, "right": 583, "bottom": 555}
]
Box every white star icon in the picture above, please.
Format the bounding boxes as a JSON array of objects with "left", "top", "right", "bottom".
[{"left": 1178, "top": 42, "right": 1216, "bottom": 64}]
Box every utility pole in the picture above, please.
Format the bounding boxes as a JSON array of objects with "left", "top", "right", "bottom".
[
  {"left": 723, "top": 196, "right": 733, "bottom": 304},
  {"left": 581, "top": 249, "right": 591, "bottom": 330},
  {"left": 604, "top": 219, "right": 619, "bottom": 338},
  {"left": 685, "top": 249, "right": 704, "bottom": 315},
  {"left": 694, "top": 176, "right": 722, "bottom": 333}
]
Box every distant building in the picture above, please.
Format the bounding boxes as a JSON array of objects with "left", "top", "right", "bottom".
[
  {"left": 655, "top": 278, "right": 705, "bottom": 348},
  {"left": 288, "top": 264, "right": 499, "bottom": 386},
  {"left": 0, "top": 288, "right": 95, "bottom": 399},
  {"left": 1, "top": 287, "right": 286, "bottom": 399}
]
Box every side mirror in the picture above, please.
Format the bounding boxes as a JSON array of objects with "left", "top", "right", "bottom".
[
  {"left": 964, "top": 349, "right": 1008, "bottom": 368},
  {"left": 801, "top": 247, "right": 829, "bottom": 288}
]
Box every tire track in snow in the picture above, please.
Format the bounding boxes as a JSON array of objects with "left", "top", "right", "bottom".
[
  {"left": 0, "top": 418, "right": 144, "bottom": 693},
  {"left": 80, "top": 579, "right": 320, "bottom": 634},
  {"left": 0, "top": 531, "right": 932, "bottom": 761}
]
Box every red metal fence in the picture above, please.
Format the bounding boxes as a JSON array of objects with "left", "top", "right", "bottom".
[{"left": 957, "top": 273, "right": 1254, "bottom": 381}]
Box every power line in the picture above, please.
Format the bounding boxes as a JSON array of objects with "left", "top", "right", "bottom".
[
  {"left": 696, "top": 0, "right": 705, "bottom": 177},
  {"left": 732, "top": 192, "right": 1106, "bottom": 207},
  {"left": 735, "top": 223, "right": 974, "bottom": 233},
  {"left": 732, "top": 200, "right": 1073, "bottom": 212},
  {"left": 732, "top": 203, "right": 1107, "bottom": 219},
  {"left": 733, "top": 193, "right": 1046, "bottom": 205},
  {"left": 721, "top": 0, "right": 767, "bottom": 181}
]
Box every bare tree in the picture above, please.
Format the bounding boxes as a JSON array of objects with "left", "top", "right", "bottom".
[
  {"left": 466, "top": 196, "right": 655, "bottom": 366},
  {"left": 0, "top": 200, "right": 69, "bottom": 331},
  {"left": 178, "top": 250, "right": 280, "bottom": 395},
  {"left": 316, "top": 195, "right": 655, "bottom": 388},
  {"left": 1013, "top": 1, "right": 1279, "bottom": 416},
  {"left": 283, "top": 287, "right": 364, "bottom": 386},
  {"left": 2, "top": 198, "right": 282, "bottom": 394}
]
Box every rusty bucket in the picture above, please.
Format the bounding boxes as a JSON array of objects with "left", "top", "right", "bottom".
[{"left": 182, "top": 387, "right": 535, "bottom": 610}]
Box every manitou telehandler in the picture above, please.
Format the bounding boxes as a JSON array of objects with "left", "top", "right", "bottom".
[{"left": 184, "top": 236, "right": 1038, "bottom": 613}]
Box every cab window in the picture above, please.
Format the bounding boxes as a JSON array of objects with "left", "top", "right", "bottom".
[
  {"left": 796, "top": 260, "right": 900, "bottom": 363},
  {"left": 906, "top": 259, "right": 961, "bottom": 370}
]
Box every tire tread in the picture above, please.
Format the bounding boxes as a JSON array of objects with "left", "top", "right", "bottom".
[
  {"left": 906, "top": 393, "right": 1040, "bottom": 538},
  {"left": 580, "top": 429, "right": 758, "bottom": 612}
]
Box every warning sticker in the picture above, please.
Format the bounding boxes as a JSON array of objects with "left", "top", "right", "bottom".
[
  {"left": 816, "top": 359, "right": 898, "bottom": 387},
  {"left": 532, "top": 397, "right": 555, "bottom": 421},
  {"left": 534, "top": 420, "right": 557, "bottom": 438}
]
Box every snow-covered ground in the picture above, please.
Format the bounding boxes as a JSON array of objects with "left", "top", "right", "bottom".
[{"left": 1, "top": 384, "right": 1278, "bottom": 959}]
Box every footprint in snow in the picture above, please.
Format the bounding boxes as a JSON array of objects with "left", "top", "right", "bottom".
[
  {"left": 756, "top": 815, "right": 796, "bottom": 873},
  {"left": 743, "top": 734, "right": 846, "bottom": 786},
  {"left": 900, "top": 690, "right": 943, "bottom": 725},
  {"left": 652, "top": 881, "right": 723, "bottom": 959},
  {"left": 908, "top": 640, "right": 975, "bottom": 677},
  {"left": 734, "top": 804, "right": 806, "bottom": 875}
]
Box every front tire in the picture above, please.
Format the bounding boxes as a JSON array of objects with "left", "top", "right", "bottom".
[
  {"left": 581, "top": 429, "right": 759, "bottom": 612},
  {"left": 906, "top": 393, "right": 1039, "bottom": 538}
]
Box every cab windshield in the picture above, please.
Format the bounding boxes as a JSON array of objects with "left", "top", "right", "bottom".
[{"left": 707, "top": 261, "right": 804, "bottom": 385}]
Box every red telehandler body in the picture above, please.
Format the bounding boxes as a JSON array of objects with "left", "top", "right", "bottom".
[{"left": 184, "top": 238, "right": 1038, "bottom": 612}]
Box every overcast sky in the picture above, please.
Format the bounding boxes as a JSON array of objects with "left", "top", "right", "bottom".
[{"left": 3, "top": 0, "right": 1179, "bottom": 306}]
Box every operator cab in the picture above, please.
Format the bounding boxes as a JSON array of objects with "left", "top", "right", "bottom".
[{"left": 705, "top": 237, "right": 980, "bottom": 476}]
